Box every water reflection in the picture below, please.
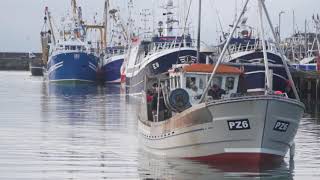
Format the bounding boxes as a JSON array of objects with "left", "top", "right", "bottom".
[
  {"left": 138, "top": 150, "right": 294, "bottom": 180},
  {"left": 38, "top": 82, "right": 139, "bottom": 179}
]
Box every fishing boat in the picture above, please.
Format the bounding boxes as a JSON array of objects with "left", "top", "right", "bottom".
[
  {"left": 284, "top": 32, "right": 320, "bottom": 72},
  {"left": 45, "top": 0, "right": 99, "bottom": 83},
  {"left": 103, "top": 47, "right": 126, "bottom": 83},
  {"left": 102, "top": 1, "right": 130, "bottom": 84},
  {"left": 124, "top": 0, "right": 205, "bottom": 95},
  {"left": 219, "top": 11, "right": 293, "bottom": 94},
  {"left": 138, "top": 0, "right": 305, "bottom": 166},
  {"left": 28, "top": 52, "right": 44, "bottom": 76}
]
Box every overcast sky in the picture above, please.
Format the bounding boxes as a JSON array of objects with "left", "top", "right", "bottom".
[{"left": 0, "top": 0, "right": 319, "bottom": 52}]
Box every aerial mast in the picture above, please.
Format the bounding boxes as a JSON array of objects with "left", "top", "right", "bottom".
[
  {"left": 104, "top": 0, "right": 109, "bottom": 48},
  {"left": 109, "top": 9, "right": 129, "bottom": 41},
  {"left": 128, "top": 0, "right": 135, "bottom": 41},
  {"left": 163, "top": 0, "right": 178, "bottom": 36},
  {"left": 71, "top": 0, "right": 78, "bottom": 21},
  {"left": 45, "top": 7, "right": 56, "bottom": 45},
  {"left": 197, "top": 0, "right": 202, "bottom": 63}
]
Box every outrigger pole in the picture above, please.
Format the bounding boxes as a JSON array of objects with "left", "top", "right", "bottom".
[
  {"left": 199, "top": 0, "right": 301, "bottom": 103},
  {"left": 258, "top": 0, "right": 272, "bottom": 92},
  {"left": 260, "top": 1, "right": 301, "bottom": 101},
  {"left": 199, "top": 0, "right": 250, "bottom": 103}
]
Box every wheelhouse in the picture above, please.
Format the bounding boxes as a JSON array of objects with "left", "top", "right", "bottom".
[
  {"left": 141, "top": 64, "right": 243, "bottom": 123},
  {"left": 167, "top": 64, "right": 242, "bottom": 104}
]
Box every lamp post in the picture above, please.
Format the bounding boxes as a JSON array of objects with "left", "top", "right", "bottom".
[{"left": 278, "top": 11, "right": 285, "bottom": 41}]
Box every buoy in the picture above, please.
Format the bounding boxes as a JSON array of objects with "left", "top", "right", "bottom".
[{"left": 274, "top": 91, "right": 283, "bottom": 95}]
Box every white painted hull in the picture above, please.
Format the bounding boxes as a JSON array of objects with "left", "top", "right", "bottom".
[{"left": 138, "top": 96, "right": 305, "bottom": 165}]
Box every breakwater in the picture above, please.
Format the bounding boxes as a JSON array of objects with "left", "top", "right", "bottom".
[{"left": 0, "top": 52, "right": 42, "bottom": 70}]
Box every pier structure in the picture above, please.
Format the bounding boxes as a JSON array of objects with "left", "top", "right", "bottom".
[{"left": 0, "top": 52, "right": 42, "bottom": 70}]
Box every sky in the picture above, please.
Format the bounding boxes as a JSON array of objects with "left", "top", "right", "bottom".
[{"left": 0, "top": 0, "right": 319, "bottom": 52}]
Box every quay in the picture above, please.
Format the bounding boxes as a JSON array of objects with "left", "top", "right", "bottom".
[
  {"left": 0, "top": 52, "right": 42, "bottom": 70},
  {"left": 293, "top": 71, "right": 320, "bottom": 101}
]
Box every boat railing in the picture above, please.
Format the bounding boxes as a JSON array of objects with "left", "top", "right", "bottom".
[
  {"left": 206, "top": 94, "right": 304, "bottom": 108},
  {"left": 144, "top": 38, "right": 196, "bottom": 57},
  {"left": 227, "top": 39, "right": 278, "bottom": 55},
  {"left": 105, "top": 49, "right": 127, "bottom": 58}
]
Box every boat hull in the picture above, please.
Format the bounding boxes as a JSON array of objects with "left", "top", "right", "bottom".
[
  {"left": 230, "top": 63, "right": 290, "bottom": 92},
  {"left": 226, "top": 51, "right": 294, "bottom": 93},
  {"left": 103, "top": 54, "right": 124, "bottom": 83},
  {"left": 29, "top": 60, "right": 44, "bottom": 76},
  {"left": 47, "top": 52, "right": 99, "bottom": 83},
  {"left": 126, "top": 48, "right": 205, "bottom": 95},
  {"left": 139, "top": 96, "right": 305, "bottom": 165}
]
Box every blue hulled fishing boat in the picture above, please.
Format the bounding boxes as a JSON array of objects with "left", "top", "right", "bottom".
[
  {"left": 220, "top": 15, "right": 293, "bottom": 94},
  {"left": 46, "top": 0, "right": 99, "bottom": 83},
  {"left": 103, "top": 47, "right": 126, "bottom": 83}
]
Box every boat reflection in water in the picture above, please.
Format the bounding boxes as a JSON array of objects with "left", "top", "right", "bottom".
[
  {"left": 48, "top": 82, "right": 99, "bottom": 97},
  {"left": 138, "top": 150, "right": 294, "bottom": 180},
  {"left": 43, "top": 82, "right": 102, "bottom": 124}
]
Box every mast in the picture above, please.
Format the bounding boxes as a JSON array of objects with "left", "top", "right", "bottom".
[
  {"left": 197, "top": 0, "right": 202, "bottom": 63},
  {"left": 108, "top": 1, "right": 129, "bottom": 42},
  {"left": 258, "top": 0, "right": 271, "bottom": 91},
  {"left": 104, "top": 0, "right": 109, "bottom": 48},
  {"left": 140, "top": 9, "right": 151, "bottom": 39},
  {"left": 163, "top": 0, "right": 178, "bottom": 36},
  {"left": 305, "top": 19, "right": 308, "bottom": 57},
  {"left": 45, "top": 7, "right": 56, "bottom": 45},
  {"left": 71, "top": 0, "right": 78, "bottom": 21},
  {"left": 128, "top": 0, "right": 134, "bottom": 41},
  {"left": 199, "top": 0, "right": 250, "bottom": 103},
  {"left": 292, "top": 10, "right": 295, "bottom": 36},
  {"left": 291, "top": 10, "right": 296, "bottom": 61}
]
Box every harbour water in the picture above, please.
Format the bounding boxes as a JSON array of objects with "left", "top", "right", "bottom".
[{"left": 0, "top": 71, "right": 320, "bottom": 180}]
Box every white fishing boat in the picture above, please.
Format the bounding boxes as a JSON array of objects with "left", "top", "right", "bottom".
[
  {"left": 124, "top": 0, "right": 205, "bottom": 94},
  {"left": 138, "top": 0, "right": 305, "bottom": 166}
]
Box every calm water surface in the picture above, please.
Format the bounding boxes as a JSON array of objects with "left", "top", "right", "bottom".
[{"left": 0, "top": 71, "right": 320, "bottom": 180}]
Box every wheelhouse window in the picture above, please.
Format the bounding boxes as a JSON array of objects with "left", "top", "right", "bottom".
[
  {"left": 210, "top": 77, "right": 222, "bottom": 88},
  {"left": 65, "top": 46, "right": 70, "bottom": 50},
  {"left": 70, "top": 46, "right": 76, "bottom": 50},
  {"left": 199, "top": 76, "right": 205, "bottom": 90},
  {"left": 186, "top": 77, "right": 197, "bottom": 90},
  {"left": 225, "top": 77, "right": 235, "bottom": 90}
]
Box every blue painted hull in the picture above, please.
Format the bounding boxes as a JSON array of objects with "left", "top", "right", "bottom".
[
  {"left": 126, "top": 49, "right": 206, "bottom": 94},
  {"left": 103, "top": 58, "right": 124, "bottom": 83},
  {"left": 232, "top": 64, "right": 289, "bottom": 91},
  {"left": 47, "top": 52, "right": 99, "bottom": 82},
  {"left": 228, "top": 51, "right": 292, "bottom": 96}
]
